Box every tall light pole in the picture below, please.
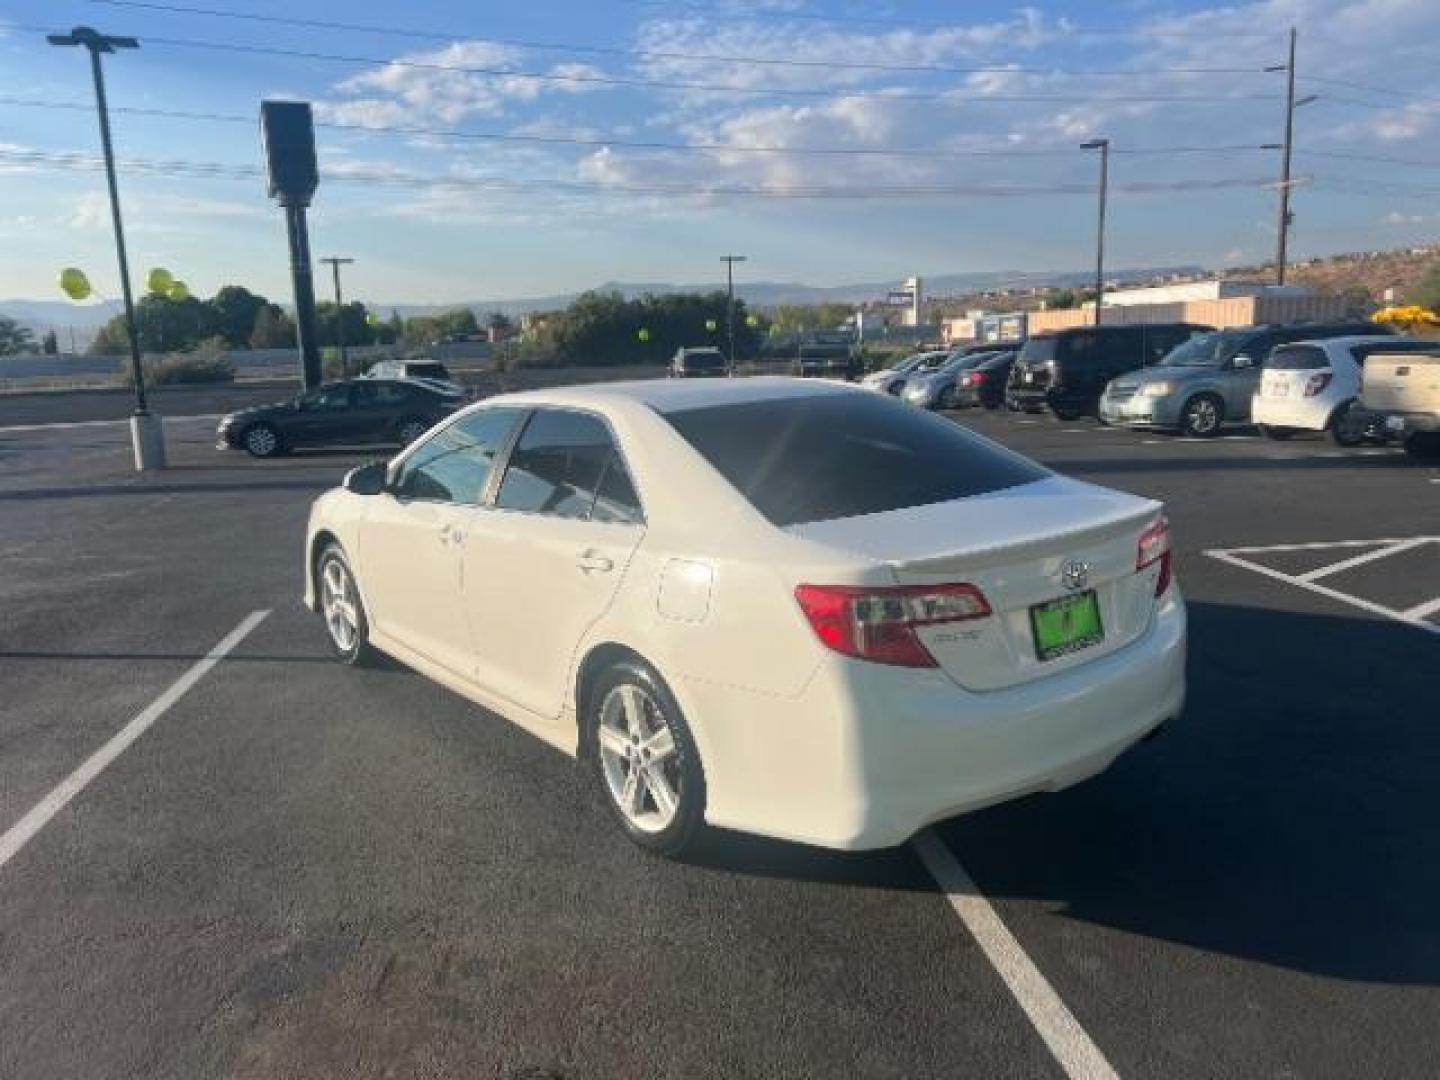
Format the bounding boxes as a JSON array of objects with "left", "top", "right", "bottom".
[
  {"left": 1265, "top": 28, "right": 1317, "bottom": 286},
  {"left": 49, "top": 25, "right": 165, "bottom": 470},
  {"left": 1080, "top": 138, "right": 1109, "bottom": 326},
  {"left": 721, "top": 254, "right": 747, "bottom": 368},
  {"left": 321, "top": 256, "right": 354, "bottom": 375}
]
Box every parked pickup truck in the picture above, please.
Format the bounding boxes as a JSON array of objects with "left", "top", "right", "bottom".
[{"left": 1360, "top": 349, "right": 1440, "bottom": 459}]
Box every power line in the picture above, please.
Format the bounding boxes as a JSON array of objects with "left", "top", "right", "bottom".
[
  {"left": 84, "top": 0, "right": 1275, "bottom": 77},
  {"left": 1299, "top": 75, "right": 1440, "bottom": 102},
  {"left": 1300, "top": 149, "right": 1440, "bottom": 170},
  {"left": 13, "top": 24, "right": 1282, "bottom": 105},
  {"left": 0, "top": 95, "right": 1283, "bottom": 161},
  {"left": 0, "top": 147, "right": 1279, "bottom": 199}
]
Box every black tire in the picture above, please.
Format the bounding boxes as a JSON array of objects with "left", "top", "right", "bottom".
[
  {"left": 937, "top": 386, "right": 958, "bottom": 410},
  {"left": 396, "top": 417, "right": 429, "bottom": 446},
  {"left": 1328, "top": 401, "right": 1366, "bottom": 448},
  {"left": 315, "top": 543, "right": 379, "bottom": 666},
  {"left": 1403, "top": 432, "right": 1440, "bottom": 461},
  {"left": 1179, "top": 394, "right": 1224, "bottom": 437},
  {"left": 587, "top": 658, "right": 706, "bottom": 857},
  {"left": 1259, "top": 424, "right": 1296, "bottom": 441},
  {"left": 241, "top": 422, "right": 283, "bottom": 458},
  {"left": 1051, "top": 403, "right": 1083, "bottom": 422}
]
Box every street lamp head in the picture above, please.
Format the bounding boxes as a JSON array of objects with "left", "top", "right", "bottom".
[
  {"left": 48, "top": 27, "right": 139, "bottom": 52},
  {"left": 1295, "top": 94, "right": 1319, "bottom": 108},
  {"left": 1079, "top": 138, "right": 1109, "bottom": 151}
]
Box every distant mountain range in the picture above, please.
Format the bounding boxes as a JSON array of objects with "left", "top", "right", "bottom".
[{"left": 2, "top": 265, "right": 1206, "bottom": 344}]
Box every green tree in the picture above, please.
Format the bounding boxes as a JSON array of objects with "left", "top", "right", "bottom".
[
  {"left": 0, "top": 315, "right": 35, "bottom": 355},
  {"left": 316, "top": 301, "right": 376, "bottom": 348},
  {"left": 248, "top": 303, "right": 295, "bottom": 348},
  {"left": 210, "top": 285, "right": 269, "bottom": 347},
  {"left": 41, "top": 329, "right": 59, "bottom": 355},
  {"left": 1049, "top": 288, "right": 1078, "bottom": 310}
]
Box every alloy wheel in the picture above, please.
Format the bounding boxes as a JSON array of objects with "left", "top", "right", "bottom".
[
  {"left": 1185, "top": 397, "right": 1220, "bottom": 435},
  {"left": 321, "top": 557, "right": 360, "bottom": 653},
  {"left": 244, "top": 425, "right": 278, "bottom": 456},
  {"left": 596, "top": 682, "right": 682, "bottom": 834}
]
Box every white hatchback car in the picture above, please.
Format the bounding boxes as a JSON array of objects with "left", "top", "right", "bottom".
[
  {"left": 304, "top": 379, "right": 1185, "bottom": 855},
  {"left": 1252, "top": 335, "right": 1431, "bottom": 446}
]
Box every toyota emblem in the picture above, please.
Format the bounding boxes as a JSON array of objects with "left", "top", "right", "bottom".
[{"left": 1060, "top": 559, "right": 1089, "bottom": 591}]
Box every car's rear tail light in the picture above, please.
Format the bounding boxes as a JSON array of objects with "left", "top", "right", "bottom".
[
  {"left": 970, "top": 372, "right": 987, "bottom": 384},
  {"left": 1136, "top": 516, "right": 1172, "bottom": 597},
  {"left": 794, "top": 583, "right": 991, "bottom": 667},
  {"left": 1304, "top": 372, "right": 1333, "bottom": 397}
]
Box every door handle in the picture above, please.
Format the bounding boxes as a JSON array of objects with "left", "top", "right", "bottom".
[
  {"left": 576, "top": 550, "right": 614, "bottom": 574},
  {"left": 438, "top": 522, "right": 465, "bottom": 546}
]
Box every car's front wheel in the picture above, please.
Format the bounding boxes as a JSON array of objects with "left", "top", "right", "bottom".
[
  {"left": 1328, "top": 400, "right": 1367, "bottom": 447},
  {"left": 241, "top": 422, "right": 283, "bottom": 458},
  {"left": 1403, "top": 432, "right": 1440, "bottom": 461},
  {"left": 589, "top": 658, "right": 705, "bottom": 857},
  {"left": 317, "top": 543, "right": 377, "bottom": 666},
  {"left": 1180, "top": 394, "right": 1224, "bottom": 437}
]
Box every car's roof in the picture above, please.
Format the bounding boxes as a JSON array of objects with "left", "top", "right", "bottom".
[
  {"left": 485, "top": 375, "right": 860, "bottom": 414},
  {"left": 1283, "top": 334, "right": 1403, "bottom": 349}
]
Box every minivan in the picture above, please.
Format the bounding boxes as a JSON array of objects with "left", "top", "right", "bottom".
[
  {"left": 1007, "top": 323, "right": 1211, "bottom": 420},
  {"left": 1099, "top": 321, "right": 1390, "bottom": 436}
]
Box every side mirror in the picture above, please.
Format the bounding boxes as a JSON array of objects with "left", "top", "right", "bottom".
[
  {"left": 343, "top": 461, "right": 389, "bottom": 496},
  {"left": 1232, "top": 354, "right": 1255, "bottom": 370}
]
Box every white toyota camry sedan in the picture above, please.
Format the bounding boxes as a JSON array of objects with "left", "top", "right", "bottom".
[{"left": 303, "top": 378, "right": 1185, "bottom": 856}]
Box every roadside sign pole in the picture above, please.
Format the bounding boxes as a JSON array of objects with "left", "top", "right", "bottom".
[
  {"left": 1080, "top": 138, "right": 1109, "bottom": 327},
  {"left": 322, "top": 256, "right": 355, "bottom": 376},
  {"left": 721, "top": 255, "right": 747, "bottom": 369}
]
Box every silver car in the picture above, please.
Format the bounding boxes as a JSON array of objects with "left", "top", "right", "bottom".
[
  {"left": 902, "top": 350, "right": 998, "bottom": 409},
  {"left": 1100, "top": 321, "right": 1387, "bottom": 436},
  {"left": 860, "top": 350, "right": 946, "bottom": 395}
]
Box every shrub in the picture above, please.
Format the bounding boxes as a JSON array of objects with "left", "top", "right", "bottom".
[{"left": 118, "top": 337, "right": 236, "bottom": 386}]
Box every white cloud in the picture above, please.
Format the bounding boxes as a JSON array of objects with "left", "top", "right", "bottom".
[
  {"left": 68, "top": 192, "right": 109, "bottom": 230},
  {"left": 319, "top": 41, "right": 607, "bottom": 129}
]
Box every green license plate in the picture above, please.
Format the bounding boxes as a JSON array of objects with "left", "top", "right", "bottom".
[{"left": 1030, "top": 590, "right": 1104, "bottom": 661}]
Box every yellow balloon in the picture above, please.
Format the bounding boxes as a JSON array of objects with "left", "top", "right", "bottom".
[
  {"left": 705, "top": 318, "right": 718, "bottom": 332},
  {"left": 147, "top": 267, "right": 173, "bottom": 295},
  {"left": 637, "top": 328, "right": 650, "bottom": 342},
  {"left": 59, "top": 267, "right": 92, "bottom": 301},
  {"left": 167, "top": 280, "right": 190, "bottom": 302},
  {"left": 746, "top": 313, "right": 760, "bottom": 328}
]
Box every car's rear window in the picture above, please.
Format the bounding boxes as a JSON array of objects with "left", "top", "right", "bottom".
[
  {"left": 1018, "top": 337, "right": 1056, "bottom": 365},
  {"left": 684, "top": 351, "right": 726, "bottom": 369},
  {"left": 663, "top": 393, "right": 1048, "bottom": 527},
  {"left": 1266, "top": 345, "right": 1330, "bottom": 370},
  {"left": 407, "top": 363, "right": 450, "bottom": 380}
]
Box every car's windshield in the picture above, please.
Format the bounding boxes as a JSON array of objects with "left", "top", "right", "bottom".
[
  {"left": 1163, "top": 330, "right": 1249, "bottom": 367},
  {"left": 915, "top": 353, "right": 951, "bottom": 372},
  {"left": 663, "top": 392, "right": 1048, "bottom": 527}
]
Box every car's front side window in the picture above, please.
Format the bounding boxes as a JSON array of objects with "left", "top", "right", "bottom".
[
  {"left": 392, "top": 408, "right": 522, "bottom": 505},
  {"left": 494, "top": 409, "right": 640, "bottom": 522}
]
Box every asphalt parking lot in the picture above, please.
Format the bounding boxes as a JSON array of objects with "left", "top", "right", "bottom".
[{"left": 2, "top": 391, "right": 1438, "bottom": 1079}]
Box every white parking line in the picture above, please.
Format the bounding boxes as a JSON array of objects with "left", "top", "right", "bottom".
[
  {"left": 1206, "top": 539, "right": 1440, "bottom": 637},
  {"left": 0, "top": 413, "right": 222, "bottom": 434},
  {"left": 914, "top": 831, "right": 1119, "bottom": 1080},
  {"left": 0, "top": 610, "right": 270, "bottom": 872}
]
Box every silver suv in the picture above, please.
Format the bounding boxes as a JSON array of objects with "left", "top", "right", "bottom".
[{"left": 1100, "top": 321, "right": 1387, "bottom": 436}]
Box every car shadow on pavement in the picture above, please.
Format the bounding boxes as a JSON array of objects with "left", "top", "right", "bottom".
[
  {"left": 676, "top": 601, "right": 1439, "bottom": 983},
  {"left": 0, "top": 479, "right": 335, "bottom": 502},
  {"left": 932, "top": 600, "right": 1440, "bottom": 985}
]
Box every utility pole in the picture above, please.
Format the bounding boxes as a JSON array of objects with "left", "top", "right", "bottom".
[
  {"left": 1265, "top": 29, "right": 1316, "bottom": 286},
  {"left": 1080, "top": 138, "right": 1109, "bottom": 326},
  {"left": 321, "top": 256, "right": 354, "bottom": 375},
  {"left": 721, "top": 254, "right": 747, "bottom": 368},
  {"left": 49, "top": 25, "right": 165, "bottom": 470}
]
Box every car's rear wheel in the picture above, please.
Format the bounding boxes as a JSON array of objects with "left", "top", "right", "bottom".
[
  {"left": 317, "top": 543, "right": 377, "bottom": 666},
  {"left": 937, "top": 385, "right": 958, "bottom": 410},
  {"left": 242, "top": 422, "right": 283, "bottom": 458},
  {"left": 1180, "top": 394, "right": 1223, "bottom": 437},
  {"left": 1051, "top": 403, "right": 1083, "bottom": 422},
  {"left": 589, "top": 658, "right": 705, "bottom": 857},
  {"left": 1328, "top": 400, "right": 1366, "bottom": 447},
  {"left": 1259, "top": 424, "right": 1296, "bottom": 441},
  {"left": 396, "top": 417, "right": 429, "bottom": 445}
]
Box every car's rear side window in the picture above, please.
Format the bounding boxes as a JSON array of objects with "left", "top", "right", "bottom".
[
  {"left": 664, "top": 393, "right": 1048, "bottom": 527},
  {"left": 495, "top": 409, "right": 643, "bottom": 522}
]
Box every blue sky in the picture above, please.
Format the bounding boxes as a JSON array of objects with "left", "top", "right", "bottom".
[{"left": 1, "top": 0, "right": 1437, "bottom": 305}]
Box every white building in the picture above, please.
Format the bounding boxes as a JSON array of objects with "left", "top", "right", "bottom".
[{"left": 1096, "top": 280, "right": 1315, "bottom": 308}]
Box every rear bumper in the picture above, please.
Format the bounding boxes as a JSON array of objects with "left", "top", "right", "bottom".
[
  {"left": 1250, "top": 396, "right": 1330, "bottom": 431},
  {"left": 688, "top": 591, "right": 1186, "bottom": 850},
  {"left": 1379, "top": 411, "right": 1440, "bottom": 434}
]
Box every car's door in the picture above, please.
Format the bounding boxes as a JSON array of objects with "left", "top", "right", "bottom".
[
  {"left": 462, "top": 408, "right": 645, "bottom": 719},
  {"left": 357, "top": 407, "right": 524, "bottom": 674},
  {"left": 287, "top": 383, "right": 356, "bottom": 445},
  {"left": 348, "top": 380, "right": 407, "bottom": 442}
]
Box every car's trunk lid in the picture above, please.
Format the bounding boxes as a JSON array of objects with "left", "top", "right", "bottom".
[
  {"left": 1363, "top": 352, "right": 1440, "bottom": 413},
  {"left": 787, "top": 477, "right": 1163, "bottom": 690}
]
